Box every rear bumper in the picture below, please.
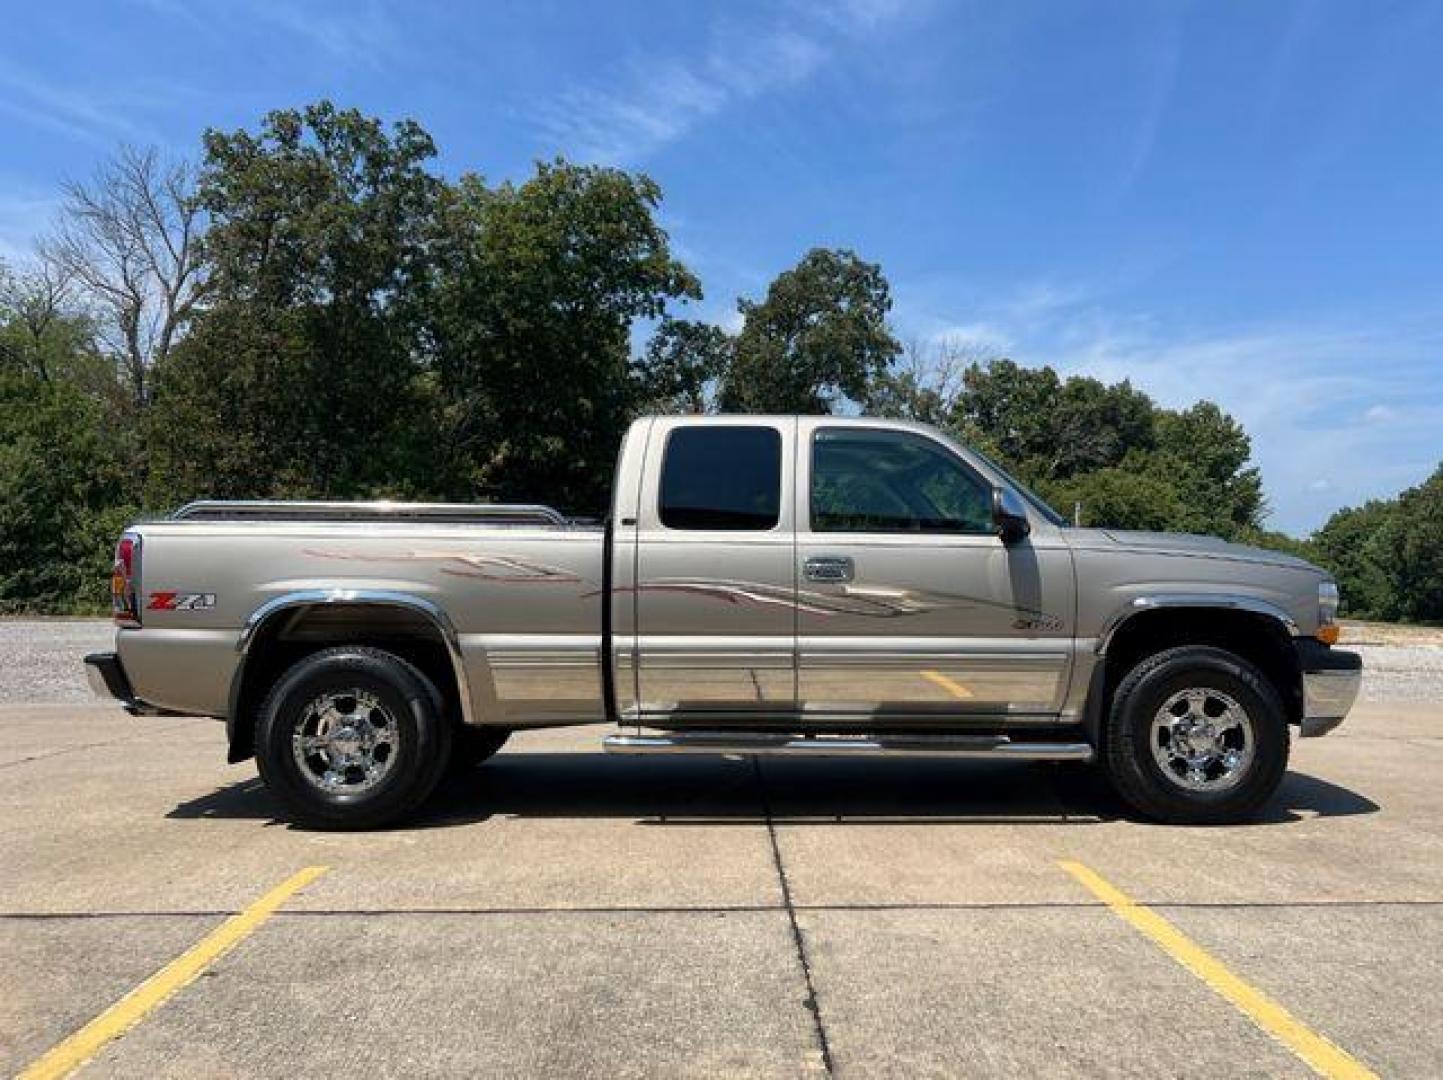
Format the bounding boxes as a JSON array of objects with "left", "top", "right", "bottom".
[
  {"left": 83, "top": 652, "right": 172, "bottom": 717},
  {"left": 1294, "top": 640, "right": 1362, "bottom": 737}
]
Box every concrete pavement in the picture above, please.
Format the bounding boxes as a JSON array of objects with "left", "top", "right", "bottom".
[{"left": 1, "top": 697, "right": 1439, "bottom": 1077}]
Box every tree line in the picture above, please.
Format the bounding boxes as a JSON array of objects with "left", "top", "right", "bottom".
[{"left": 0, "top": 101, "right": 1436, "bottom": 621}]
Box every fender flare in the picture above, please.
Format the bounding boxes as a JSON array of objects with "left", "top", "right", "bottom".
[
  {"left": 225, "top": 589, "right": 476, "bottom": 762},
  {"left": 1083, "top": 593, "right": 1301, "bottom": 746},
  {"left": 1096, "top": 593, "right": 1300, "bottom": 656}
]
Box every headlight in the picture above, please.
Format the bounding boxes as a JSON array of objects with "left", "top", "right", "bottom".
[{"left": 1318, "top": 581, "right": 1340, "bottom": 644}]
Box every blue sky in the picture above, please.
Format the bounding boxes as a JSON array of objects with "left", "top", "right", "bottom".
[{"left": 2, "top": 0, "right": 1440, "bottom": 533}]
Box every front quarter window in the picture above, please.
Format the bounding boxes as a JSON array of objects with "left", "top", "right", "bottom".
[
  {"left": 811, "top": 428, "right": 995, "bottom": 534},
  {"left": 963, "top": 443, "right": 1068, "bottom": 527}
]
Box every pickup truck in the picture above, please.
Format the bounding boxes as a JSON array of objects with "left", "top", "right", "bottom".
[{"left": 84, "top": 415, "right": 1361, "bottom": 828}]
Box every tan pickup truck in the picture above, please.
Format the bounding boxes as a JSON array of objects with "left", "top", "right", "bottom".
[{"left": 85, "top": 415, "right": 1360, "bottom": 828}]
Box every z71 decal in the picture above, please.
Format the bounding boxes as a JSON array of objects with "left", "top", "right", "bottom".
[{"left": 147, "top": 591, "right": 217, "bottom": 612}]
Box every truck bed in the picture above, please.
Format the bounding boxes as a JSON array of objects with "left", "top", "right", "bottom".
[{"left": 119, "top": 511, "right": 607, "bottom": 724}]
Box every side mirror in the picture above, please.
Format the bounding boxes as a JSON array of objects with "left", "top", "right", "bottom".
[{"left": 992, "top": 486, "right": 1031, "bottom": 545}]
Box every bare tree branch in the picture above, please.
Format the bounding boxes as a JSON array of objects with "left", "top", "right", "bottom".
[
  {"left": 41, "top": 145, "right": 206, "bottom": 405},
  {"left": 866, "top": 334, "right": 998, "bottom": 424},
  {"left": 0, "top": 258, "right": 82, "bottom": 382}
]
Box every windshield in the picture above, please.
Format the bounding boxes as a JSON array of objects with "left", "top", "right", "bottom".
[{"left": 964, "top": 444, "right": 1070, "bottom": 527}]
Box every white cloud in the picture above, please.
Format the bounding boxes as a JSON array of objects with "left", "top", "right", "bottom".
[
  {"left": 1046, "top": 322, "right": 1441, "bottom": 533},
  {"left": 896, "top": 278, "right": 1443, "bottom": 534},
  {"left": 0, "top": 65, "right": 159, "bottom": 149},
  {"left": 135, "top": 0, "right": 400, "bottom": 65},
  {"left": 532, "top": 5, "right": 918, "bottom": 164},
  {"left": 246, "top": 0, "right": 401, "bottom": 65},
  {"left": 1113, "top": 10, "right": 1182, "bottom": 203},
  {"left": 842, "top": 0, "right": 910, "bottom": 24},
  {"left": 0, "top": 184, "right": 60, "bottom": 268},
  {"left": 1003, "top": 281, "right": 1092, "bottom": 321},
  {"left": 928, "top": 321, "right": 1011, "bottom": 352}
]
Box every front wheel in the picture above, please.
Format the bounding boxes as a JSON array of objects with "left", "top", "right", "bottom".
[
  {"left": 255, "top": 647, "right": 453, "bottom": 829},
  {"left": 1103, "top": 645, "right": 1289, "bottom": 825}
]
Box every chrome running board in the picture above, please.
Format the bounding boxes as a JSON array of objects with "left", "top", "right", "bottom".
[{"left": 603, "top": 732, "right": 1093, "bottom": 762}]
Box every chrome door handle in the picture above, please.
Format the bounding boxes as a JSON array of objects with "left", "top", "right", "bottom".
[{"left": 804, "top": 556, "right": 854, "bottom": 583}]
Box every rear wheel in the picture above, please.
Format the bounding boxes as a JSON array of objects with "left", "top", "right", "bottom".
[
  {"left": 1103, "top": 645, "right": 1289, "bottom": 824},
  {"left": 255, "top": 647, "right": 452, "bottom": 829}
]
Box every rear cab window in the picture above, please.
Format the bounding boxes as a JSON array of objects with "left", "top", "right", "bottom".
[{"left": 659, "top": 426, "right": 782, "bottom": 531}]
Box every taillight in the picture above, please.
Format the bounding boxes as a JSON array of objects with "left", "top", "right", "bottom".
[{"left": 112, "top": 533, "right": 141, "bottom": 626}]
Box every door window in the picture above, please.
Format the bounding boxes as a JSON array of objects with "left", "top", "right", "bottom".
[
  {"left": 811, "top": 428, "right": 994, "bottom": 534},
  {"left": 659, "top": 426, "right": 782, "bottom": 530}
]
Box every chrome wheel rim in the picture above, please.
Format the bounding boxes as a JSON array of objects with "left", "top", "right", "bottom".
[
  {"left": 291, "top": 689, "right": 399, "bottom": 795},
  {"left": 1149, "top": 687, "right": 1255, "bottom": 793}
]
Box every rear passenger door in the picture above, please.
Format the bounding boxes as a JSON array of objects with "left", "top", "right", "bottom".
[{"left": 630, "top": 418, "right": 797, "bottom": 722}]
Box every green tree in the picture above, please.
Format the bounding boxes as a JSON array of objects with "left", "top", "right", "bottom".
[
  {"left": 1373, "top": 467, "right": 1443, "bottom": 621},
  {"left": 1050, "top": 375, "right": 1156, "bottom": 479},
  {"left": 148, "top": 102, "right": 441, "bottom": 501},
  {"left": 147, "top": 305, "right": 335, "bottom": 499},
  {"left": 428, "top": 163, "right": 698, "bottom": 511},
  {"left": 1310, "top": 504, "right": 1393, "bottom": 618},
  {"left": 637, "top": 317, "right": 733, "bottom": 413},
  {"left": 865, "top": 339, "right": 978, "bottom": 428},
  {"left": 1311, "top": 475, "right": 1443, "bottom": 623},
  {"left": 950, "top": 360, "right": 1156, "bottom": 484},
  {"left": 719, "top": 248, "right": 900, "bottom": 413},
  {"left": 0, "top": 263, "right": 116, "bottom": 398},
  {"left": 1149, "top": 403, "right": 1265, "bottom": 536},
  {"left": 1045, "top": 466, "right": 1182, "bottom": 531},
  {"left": 939, "top": 359, "right": 1265, "bottom": 538},
  {"left": 948, "top": 360, "right": 1065, "bottom": 481},
  {"left": 0, "top": 371, "right": 135, "bottom": 612}
]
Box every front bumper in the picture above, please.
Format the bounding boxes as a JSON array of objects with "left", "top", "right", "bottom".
[
  {"left": 83, "top": 652, "right": 171, "bottom": 716},
  {"left": 1294, "top": 639, "right": 1362, "bottom": 737}
]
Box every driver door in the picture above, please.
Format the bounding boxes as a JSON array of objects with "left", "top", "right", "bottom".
[{"left": 795, "top": 422, "right": 1074, "bottom": 720}]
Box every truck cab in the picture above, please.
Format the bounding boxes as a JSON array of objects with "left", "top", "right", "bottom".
[{"left": 613, "top": 415, "right": 1080, "bottom": 728}]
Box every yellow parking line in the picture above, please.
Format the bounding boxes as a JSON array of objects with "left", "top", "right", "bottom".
[
  {"left": 19, "top": 866, "right": 328, "bottom": 1080},
  {"left": 920, "top": 670, "right": 973, "bottom": 698},
  {"left": 1059, "top": 861, "right": 1377, "bottom": 1080}
]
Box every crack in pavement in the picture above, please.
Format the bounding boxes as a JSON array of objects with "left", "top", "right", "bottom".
[
  {"left": 0, "top": 742, "right": 136, "bottom": 770},
  {"left": 0, "top": 721, "right": 199, "bottom": 771},
  {"left": 753, "top": 757, "right": 835, "bottom": 1076}
]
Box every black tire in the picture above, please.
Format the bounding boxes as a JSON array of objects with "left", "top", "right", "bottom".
[
  {"left": 255, "top": 647, "right": 453, "bottom": 829},
  {"left": 449, "top": 726, "right": 511, "bottom": 772},
  {"left": 1102, "top": 645, "right": 1289, "bottom": 825}
]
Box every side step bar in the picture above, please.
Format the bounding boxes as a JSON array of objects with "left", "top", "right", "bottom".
[{"left": 603, "top": 732, "right": 1094, "bottom": 762}]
